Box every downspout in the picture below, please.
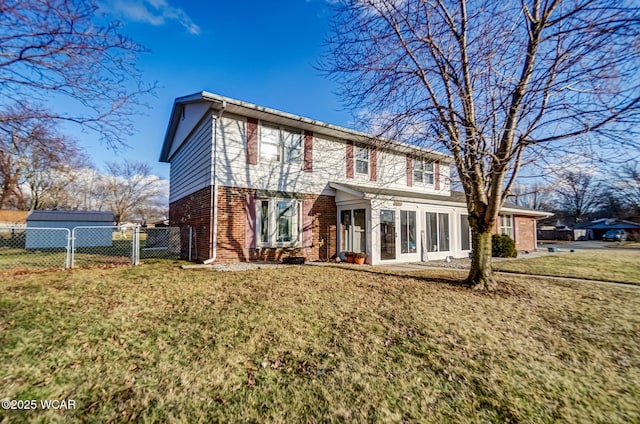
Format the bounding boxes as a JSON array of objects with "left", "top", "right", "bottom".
[{"left": 203, "top": 101, "right": 226, "bottom": 264}]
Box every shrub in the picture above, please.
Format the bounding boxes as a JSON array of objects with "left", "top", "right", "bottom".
[{"left": 492, "top": 234, "right": 517, "bottom": 258}]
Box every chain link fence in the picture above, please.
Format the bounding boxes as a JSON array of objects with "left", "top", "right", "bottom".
[
  {"left": 0, "top": 225, "right": 185, "bottom": 271},
  {"left": 139, "top": 227, "right": 181, "bottom": 260},
  {"left": 72, "top": 226, "right": 136, "bottom": 268},
  {"left": 0, "top": 227, "right": 71, "bottom": 270}
]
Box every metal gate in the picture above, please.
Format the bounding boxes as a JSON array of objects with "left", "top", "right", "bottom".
[{"left": 0, "top": 225, "right": 183, "bottom": 270}]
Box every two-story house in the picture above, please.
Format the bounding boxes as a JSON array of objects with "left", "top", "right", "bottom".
[{"left": 160, "top": 92, "right": 549, "bottom": 265}]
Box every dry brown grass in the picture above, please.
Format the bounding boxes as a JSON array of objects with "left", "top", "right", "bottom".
[
  {"left": 0, "top": 262, "right": 639, "bottom": 423},
  {"left": 495, "top": 249, "right": 640, "bottom": 284}
]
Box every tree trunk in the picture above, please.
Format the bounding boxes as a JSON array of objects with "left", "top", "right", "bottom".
[{"left": 467, "top": 229, "right": 496, "bottom": 290}]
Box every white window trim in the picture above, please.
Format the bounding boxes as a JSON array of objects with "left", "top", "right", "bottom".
[
  {"left": 499, "top": 214, "right": 514, "bottom": 240},
  {"left": 460, "top": 214, "right": 472, "bottom": 252},
  {"left": 355, "top": 144, "right": 369, "bottom": 176},
  {"left": 400, "top": 210, "right": 417, "bottom": 254},
  {"left": 426, "top": 211, "right": 451, "bottom": 253},
  {"left": 259, "top": 122, "right": 302, "bottom": 165},
  {"left": 340, "top": 208, "right": 367, "bottom": 253},
  {"left": 256, "top": 198, "right": 301, "bottom": 248},
  {"left": 413, "top": 158, "right": 434, "bottom": 186}
]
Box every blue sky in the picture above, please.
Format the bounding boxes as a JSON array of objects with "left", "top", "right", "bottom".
[{"left": 77, "top": 0, "right": 348, "bottom": 179}]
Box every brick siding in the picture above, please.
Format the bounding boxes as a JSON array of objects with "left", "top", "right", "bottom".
[
  {"left": 169, "top": 185, "right": 337, "bottom": 263},
  {"left": 514, "top": 216, "right": 536, "bottom": 252},
  {"left": 169, "top": 186, "right": 212, "bottom": 261}
]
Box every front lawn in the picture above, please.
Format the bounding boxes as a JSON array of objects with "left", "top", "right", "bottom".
[
  {"left": 1, "top": 263, "right": 639, "bottom": 422},
  {"left": 494, "top": 250, "right": 640, "bottom": 284}
]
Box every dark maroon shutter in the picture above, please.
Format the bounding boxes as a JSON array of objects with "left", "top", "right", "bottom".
[
  {"left": 406, "top": 155, "right": 413, "bottom": 187},
  {"left": 245, "top": 194, "right": 256, "bottom": 249},
  {"left": 370, "top": 147, "right": 377, "bottom": 181},
  {"left": 302, "top": 199, "right": 313, "bottom": 247},
  {"left": 246, "top": 118, "right": 258, "bottom": 165},
  {"left": 434, "top": 161, "right": 440, "bottom": 190},
  {"left": 303, "top": 130, "right": 313, "bottom": 172},
  {"left": 346, "top": 140, "right": 354, "bottom": 178}
]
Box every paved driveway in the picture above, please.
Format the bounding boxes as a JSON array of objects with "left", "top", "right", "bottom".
[{"left": 538, "top": 240, "right": 634, "bottom": 250}]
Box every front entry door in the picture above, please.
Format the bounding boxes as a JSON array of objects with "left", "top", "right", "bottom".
[{"left": 380, "top": 210, "right": 396, "bottom": 260}]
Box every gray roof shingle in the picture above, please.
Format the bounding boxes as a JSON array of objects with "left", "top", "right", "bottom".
[{"left": 27, "top": 210, "right": 114, "bottom": 222}]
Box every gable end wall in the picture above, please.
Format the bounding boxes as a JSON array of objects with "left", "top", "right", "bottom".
[{"left": 169, "top": 117, "right": 212, "bottom": 203}]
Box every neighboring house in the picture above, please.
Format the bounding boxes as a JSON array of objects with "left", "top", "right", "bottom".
[
  {"left": 26, "top": 210, "right": 114, "bottom": 249},
  {"left": 160, "top": 92, "right": 550, "bottom": 265},
  {"left": 578, "top": 218, "right": 640, "bottom": 241}
]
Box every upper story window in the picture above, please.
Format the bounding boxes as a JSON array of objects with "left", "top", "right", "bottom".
[
  {"left": 355, "top": 145, "right": 369, "bottom": 175},
  {"left": 260, "top": 124, "right": 302, "bottom": 164},
  {"left": 414, "top": 158, "right": 434, "bottom": 185}
]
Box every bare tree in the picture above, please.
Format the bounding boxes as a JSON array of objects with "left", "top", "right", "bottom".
[
  {"left": 55, "top": 167, "right": 110, "bottom": 211},
  {"left": 324, "top": 0, "right": 640, "bottom": 289},
  {"left": 553, "top": 170, "right": 602, "bottom": 223},
  {"left": 507, "top": 182, "right": 552, "bottom": 210},
  {"left": 0, "top": 117, "right": 85, "bottom": 210},
  {"left": 0, "top": 0, "right": 154, "bottom": 148},
  {"left": 615, "top": 164, "right": 640, "bottom": 215},
  {"left": 103, "top": 160, "right": 165, "bottom": 224}
]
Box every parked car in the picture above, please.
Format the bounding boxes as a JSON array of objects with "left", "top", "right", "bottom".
[{"left": 602, "top": 229, "right": 629, "bottom": 241}]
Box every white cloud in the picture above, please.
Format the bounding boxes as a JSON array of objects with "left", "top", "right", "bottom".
[{"left": 102, "top": 0, "right": 201, "bottom": 35}]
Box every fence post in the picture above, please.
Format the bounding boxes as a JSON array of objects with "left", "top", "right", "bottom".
[
  {"left": 71, "top": 227, "right": 77, "bottom": 268},
  {"left": 133, "top": 226, "right": 140, "bottom": 265},
  {"left": 64, "top": 228, "right": 72, "bottom": 269}
]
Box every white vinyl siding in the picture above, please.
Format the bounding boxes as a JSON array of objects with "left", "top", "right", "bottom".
[
  {"left": 169, "top": 118, "right": 212, "bottom": 203},
  {"left": 168, "top": 102, "right": 212, "bottom": 159},
  {"left": 211, "top": 114, "right": 451, "bottom": 196}
]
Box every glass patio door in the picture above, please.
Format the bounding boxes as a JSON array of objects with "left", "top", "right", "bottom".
[
  {"left": 425, "top": 212, "right": 450, "bottom": 252},
  {"left": 380, "top": 210, "right": 396, "bottom": 260}
]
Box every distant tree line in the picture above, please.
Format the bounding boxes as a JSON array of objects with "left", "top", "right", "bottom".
[
  {"left": 507, "top": 165, "right": 640, "bottom": 226},
  {"left": 0, "top": 0, "right": 161, "bottom": 224},
  {"left": 0, "top": 119, "right": 167, "bottom": 224}
]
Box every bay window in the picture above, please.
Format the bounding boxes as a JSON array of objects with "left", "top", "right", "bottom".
[
  {"left": 276, "top": 200, "right": 295, "bottom": 243},
  {"left": 257, "top": 198, "right": 300, "bottom": 246}
]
